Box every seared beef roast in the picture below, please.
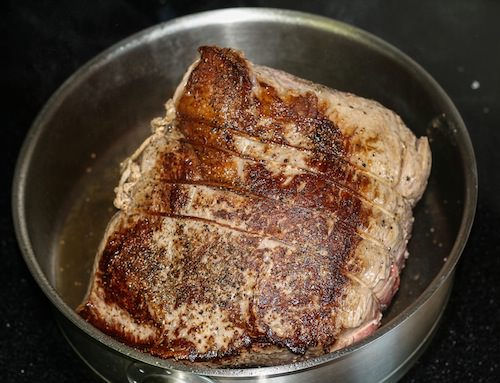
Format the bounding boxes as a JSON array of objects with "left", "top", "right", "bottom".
[{"left": 78, "top": 46, "right": 431, "bottom": 365}]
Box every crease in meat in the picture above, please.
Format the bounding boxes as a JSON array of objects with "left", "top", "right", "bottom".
[
  {"left": 122, "top": 131, "right": 409, "bottom": 262},
  {"left": 177, "top": 120, "right": 410, "bottom": 218},
  {"left": 173, "top": 137, "right": 410, "bottom": 247},
  {"left": 131, "top": 178, "right": 404, "bottom": 292}
]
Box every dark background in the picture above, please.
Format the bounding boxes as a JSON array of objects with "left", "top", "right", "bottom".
[{"left": 2, "top": 0, "right": 499, "bottom": 381}]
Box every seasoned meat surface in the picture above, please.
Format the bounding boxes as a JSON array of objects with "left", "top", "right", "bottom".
[{"left": 77, "top": 46, "right": 431, "bottom": 364}]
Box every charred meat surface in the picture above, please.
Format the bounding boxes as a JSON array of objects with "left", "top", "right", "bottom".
[{"left": 77, "top": 46, "right": 431, "bottom": 365}]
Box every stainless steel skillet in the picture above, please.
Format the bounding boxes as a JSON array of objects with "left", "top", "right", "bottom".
[{"left": 12, "top": 8, "right": 477, "bottom": 383}]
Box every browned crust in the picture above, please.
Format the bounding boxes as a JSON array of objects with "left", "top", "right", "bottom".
[{"left": 78, "top": 46, "right": 378, "bottom": 363}]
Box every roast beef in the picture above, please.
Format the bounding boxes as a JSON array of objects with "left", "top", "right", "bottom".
[{"left": 77, "top": 46, "right": 431, "bottom": 365}]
